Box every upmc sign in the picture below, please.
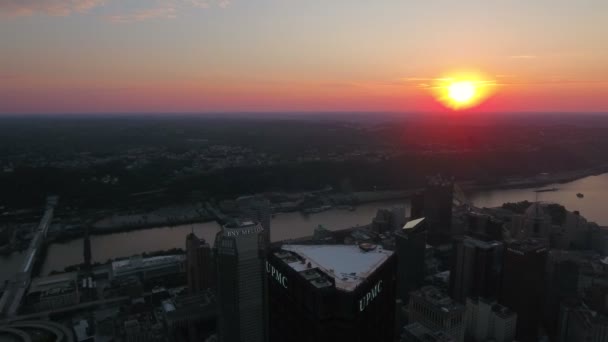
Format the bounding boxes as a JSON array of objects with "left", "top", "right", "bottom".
[
  {"left": 359, "top": 280, "right": 383, "bottom": 312},
  {"left": 266, "top": 261, "right": 288, "bottom": 289}
]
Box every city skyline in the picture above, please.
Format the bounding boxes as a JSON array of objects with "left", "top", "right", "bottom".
[{"left": 1, "top": 0, "right": 607, "bottom": 114}]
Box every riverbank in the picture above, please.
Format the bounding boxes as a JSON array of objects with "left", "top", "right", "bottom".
[
  {"left": 461, "top": 164, "right": 608, "bottom": 193},
  {"left": 47, "top": 165, "right": 608, "bottom": 243}
]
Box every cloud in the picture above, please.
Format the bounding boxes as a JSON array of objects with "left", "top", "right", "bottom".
[
  {"left": 108, "top": 5, "right": 177, "bottom": 22},
  {"left": 0, "top": 0, "right": 105, "bottom": 17},
  {"left": 0, "top": 0, "right": 230, "bottom": 20},
  {"left": 106, "top": 0, "right": 231, "bottom": 22}
]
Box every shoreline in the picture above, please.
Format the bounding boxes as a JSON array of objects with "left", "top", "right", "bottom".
[{"left": 48, "top": 166, "right": 608, "bottom": 243}]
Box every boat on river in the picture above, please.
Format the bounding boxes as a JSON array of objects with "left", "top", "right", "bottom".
[{"left": 535, "top": 188, "right": 559, "bottom": 193}]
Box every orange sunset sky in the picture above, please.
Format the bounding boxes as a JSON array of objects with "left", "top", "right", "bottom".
[{"left": 0, "top": 0, "right": 607, "bottom": 114}]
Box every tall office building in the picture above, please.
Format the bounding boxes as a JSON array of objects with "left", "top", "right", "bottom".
[
  {"left": 215, "top": 220, "right": 266, "bottom": 342},
  {"left": 411, "top": 175, "right": 454, "bottom": 245},
  {"left": 236, "top": 195, "right": 271, "bottom": 248},
  {"left": 396, "top": 217, "right": 427, "bottom": 303},
  {"left": 186, "top": 232, "right": 214, "bottom": 293},
  {"left": 544, "top": 251, "right": 581, "bottom": 338},
  {"left": 465, "top": 297, "right": 517, "bottom": 342},
  {"left": 266, "top": 243, "right": 396, "bottom": 342},
  {"left": 449, "top": 236, "right": 503, "bottom": 303},
  {"left": 500, "top": 239, "right": 548, "bottom": 341},
  {"left": 408, "top": 285, "right": 466, "bottom": 342}
]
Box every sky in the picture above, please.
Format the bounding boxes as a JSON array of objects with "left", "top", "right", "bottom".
[{"left": 0, "top": 0, "right": 607, "bottom": 114}]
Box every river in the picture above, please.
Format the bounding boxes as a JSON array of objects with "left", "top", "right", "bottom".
[{"left": 2, "top": 173, "right": 608, "bottom": 281}]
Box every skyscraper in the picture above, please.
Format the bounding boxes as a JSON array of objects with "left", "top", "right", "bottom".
[
  {"left": 215, "top": 220, "right": 266, "bottom": 342},
  {"left": 500, "top": 239, "right": 548, "bottom": 341},
  {"left": 186, "top": 232, "right": 214, "bottom": 293},
  {"left": 395, "top": 217, "right": 427, "bottom": 303},
  {"left": 411, "top": 175, "right": 454, "bottom": 245},
  {"left": 449, "top": 236, "right": 503, "bottom": 303},
  {"left": 266, "top": 243, "right": 396, "bottom": 342},
  {"left": 544, "top": 251, "right": 581, "bottom": 338}
]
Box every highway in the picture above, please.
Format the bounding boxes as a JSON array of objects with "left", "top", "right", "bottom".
[{"left": 0, "top": 196, "right": 58, "bottom": 317}]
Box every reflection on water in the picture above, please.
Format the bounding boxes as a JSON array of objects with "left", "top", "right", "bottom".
[
  {"left": 468, "top": 173, "right": 608, "bottom": 223},
  {"left": 24, "top": 173, "right": 608, "bottom": 276},
  {"left": 40, "top": 221, "right": 222, "bottom": 275}
]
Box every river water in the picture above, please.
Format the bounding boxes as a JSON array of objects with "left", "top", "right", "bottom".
[{"left": 3, "top": 173, "right": 608, "bottom": 281}]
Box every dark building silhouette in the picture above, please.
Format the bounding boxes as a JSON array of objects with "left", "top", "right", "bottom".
[
  {"left": 215, "top": 220, "right": 266, "bottom": 342},
  {"left": 411, "top": 175, "right": 454, "bottom": 245},
  {"left": 267, "top": 244, "right": 396, "bottom": 342},
  {"left": 465, "top": 212, "right": 504, "bottom": 242},
  {"left": 396, "top": 217, "right": 427, "bottom": 303},
  {"left": 543, "top": 252, "right": 581, "bottom": 339},
  {"left": 499, "top": 239, "right": 548, "bottom": 341},
  {"left": 557, "top": 298, "right": 608, "bottom": 342},
  {"left": 450, "top": 236, "right": 503, "bottom": 303},
  {"left": 186, "top": 232, "right": 214, "bottom": 293}
]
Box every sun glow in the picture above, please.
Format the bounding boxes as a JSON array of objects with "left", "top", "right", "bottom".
[
  {"left": 448, "top": 81, "right": 476, "bottom": 104},
  {"left": 431, "top": 72, "right": 496, "bottom": 110}
]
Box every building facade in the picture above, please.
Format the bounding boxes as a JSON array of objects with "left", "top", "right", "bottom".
[
  {"left": 500, "top": 239, "right": 548, "bottom": 341},
  {"left": 186, "top": 233, "right": 214, "bottom": 293},
  {"left": 558, "top": 299, "right": 608, "bottom": 342},
  {"left": 411, "top": 175, "right": 454, "bottom": 246},
  {"left": 215, "top": 220, "right": 266, "bottom": 342},
  {"left": 465, "top": 297, "right": 517, "bottom": 342},
  {"left": 396, "top": 218, "right": 427, "bottom": 303},
  {"left": 450, "top": 237, "right": 503, "bottom": 303}
]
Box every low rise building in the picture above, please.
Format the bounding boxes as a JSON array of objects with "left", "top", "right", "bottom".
[
  {"left": 408, "top": 285, "right": 465, "bottom": 342},
  {"left": 465, "top": 297, "right": 517, "bottom": 342},
  {"left": 26, "top": 272, "right": 79, "bottom": 312},
  {"left": 111, "top": 255, "right": 185, "bottom": 282}
]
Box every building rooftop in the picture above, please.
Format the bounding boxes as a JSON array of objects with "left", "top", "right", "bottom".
[
  {"left": 403, "top": 217, "right": 425, "bottom": 231},
  {"left": 463, "top": 236, "right": 502, "bottom": 249},
  {"left": 492, "top": 303, "right": 516, "bottom": 319},
  {"left": 402, "top": 322, "right": 455, "bottom": 342},
  {"left": 280, "top": 244, "right": 393, "bottom": 292},
  {"left": 112, "top": 255, "right": 185, "bottom": 274},
  {"left": 28, "top": 272, "right": 78, "bottom": 297},
  {"left": 411, "top": 286, "right": 464, "bottom": 314},
  {"left": 222, "top": 220, "right": 263, "bottom": 237},
  {"left": 506, "top": 238, "right": 548, "bottom": 254}
]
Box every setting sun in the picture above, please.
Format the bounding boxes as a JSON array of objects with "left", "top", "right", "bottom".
[
  {"left": 429, "top": 72, "right": 496, "bottom": 111},
  {"left": 448, "top": 82, "right": 476, "bottom": 104}
]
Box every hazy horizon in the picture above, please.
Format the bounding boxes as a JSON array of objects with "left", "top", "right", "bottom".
[{"left": 1, "top": 0, "right": 607, "bottom": 114}]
